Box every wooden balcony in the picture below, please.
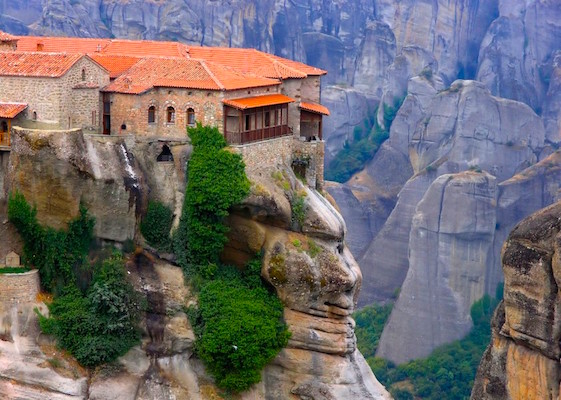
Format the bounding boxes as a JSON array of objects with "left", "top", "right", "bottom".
[{"left": 225, "top": 124, "right": 291, "bottom": 145}]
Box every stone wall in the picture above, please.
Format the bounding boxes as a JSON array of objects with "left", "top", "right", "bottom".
[
  {"left": 0, "top": 56, "right": 109, "bottom": 130},
  {"left": 0, "top": 270, "right": 40, "bottom": 303},
  {"left": 109, "top": 85, "right": 279, "bottom": 137},
  {"left": 234, "top": 136, "right": 325, "bottom": 189},
  {"left": 293, "top": 139, "right": 325, "bottom": 189}
]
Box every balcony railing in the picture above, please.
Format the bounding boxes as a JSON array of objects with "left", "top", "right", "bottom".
[{"left": 225, "top": 125, "right": 290, "bottom": 145}]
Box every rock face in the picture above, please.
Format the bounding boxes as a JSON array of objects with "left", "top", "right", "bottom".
[
  {"left": 0, "top": 127, "right": 390, "bottom": 398},
  {"left": 226, "top": 163, "right": 392, "bottom": 399},
  {"left": 471, "top": 201, "right": 561, "bottom": 400},
  {"left": 377, "top": 171, "right": 498, "bottom": 363},
  {"left": 347, "top": 78, "right": 561, "bottom": 363},
  {"left": 7, "top": 128, "right": 190, "bottom": 243}
]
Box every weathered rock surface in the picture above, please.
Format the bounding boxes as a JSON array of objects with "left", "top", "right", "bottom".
[
  {"left": 226, "top": 164, "right": 392, "bottom": 399},
  {"left": 471, "top": 201, "right": 561, "bottom": 400},
  {"left": 477, "top": 0, "right": 561, "bottom": 129},
  {"left": 377, "top": 171, "right": 498, "bottom": 363},
  {"left": 7, "top": 128, "right": 190, "bottom": 243},
  {"left": 359, "top": 80, "right": 545, "bottom": 305}
]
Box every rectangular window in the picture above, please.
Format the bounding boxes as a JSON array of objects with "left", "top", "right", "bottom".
[{"left": 264, "top": 111, "right": 270, "bottom": 127}]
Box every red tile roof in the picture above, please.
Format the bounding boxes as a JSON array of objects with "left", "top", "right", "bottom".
[
  {"left": 12, "top": 35, "right": 326, "bottom": 84},
  {"left": 223, "top": 94, "right": 295, "bottom": 110},
  {"left": 89, "top": 54, "right": 142, "bottom": 78},
  {"left": 0, "top": 52, "right": 84, "bottom": 77},
  {"left": 103, "top": 57, "right": 279, "bottom": 94},
  {"left": 187, "top": 47, "right": 326, "bottom": 78},
  {"left": 0, "top": 30, "right": 18, "bottom": 42},
  {"left": 300, "top": 101, "right": 330, "bottom": 115},
  {"left": 0, "top": 103, "right": 27, "bottom": 118}
]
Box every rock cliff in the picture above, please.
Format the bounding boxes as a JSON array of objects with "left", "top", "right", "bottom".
[
  {"left": 471, "top": 201, "right": 561, "bottom": 400},
  {"left": 0, "top": 127, "right": 391, "bottom": 399}
]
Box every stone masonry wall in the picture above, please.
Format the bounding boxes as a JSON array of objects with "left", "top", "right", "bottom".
[
  {"left": 109, "top": 85, "right": 279, "bottom": 138},
  {"left": 293, "top": 139, "right": 325, "bottom": 189},
  {"left": 0, "top": 270, "right": 40, "bottom": 303},
  {"left": 64, "top": 57, "right": 110, "bottom": 131},
  {"left": 0, "top": 75, "right": 63, "bottom": 123},
  {"left": 234, "top": 135, "right": 325, "bottom": 189}
]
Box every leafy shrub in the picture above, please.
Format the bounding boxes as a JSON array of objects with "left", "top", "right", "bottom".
[
  {"left": 174, "top": 124, "right": 250, "bottom": 271},
  {"left": 9, "top": 192, "right": 141, "bottom": 368},
  {"left": 192, "top": 263, "right": 289, "bottom": 393},
  {"left": 8, "top": 192, "right": 94, "bottom": 293},
  {"left": 38, "top": 254, "right": 142, "bottom": 367},
  {"left": 174, "top": 125, "right": 288, "bottom": 393},
  {"left": 140, "top": 201, "right": 173, "bottom": 252},
  {"left": 291, "top": 192, "right": 307, "bottom": 230}
]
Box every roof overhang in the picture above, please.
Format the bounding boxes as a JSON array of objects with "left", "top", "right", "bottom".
[
  {"left": 223, "top": 93, "right": 295, "bottom": 110},
  {"left": 299, "top": 101, "right": 330, "bottom": 116},
  {"left": 0, "top": 103, "right": 27, "bottom": 118}
]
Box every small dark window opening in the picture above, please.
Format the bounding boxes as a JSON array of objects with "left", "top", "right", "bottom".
[
  {"left": 81, "top": 68, "right": 86, "bottom": 81},
  {"left": 264, "top": 111, "right": 270, "bottom": 127},
  {"left": 148, "top": 106, "right": 156, "bottom": 123},
  {"left": 121, "top": 124, "right": 127, "bottom": 130},
  {"left": 157, "top": 145, "right": 174, "bottom": 162},
  {"left": 245, "top": 114, "right": 251, "bottom": 131},
  {"left": 33, "top": 111, "right": 37, "bottom": 121},
  {"left": 0, "top": 121, "right": 7, "bottom": 132},
  {"left": 187, "top": 108, "right": 195, "bottom": 126},
  {"left": 167, "top": 106, "right": 175, "bottom": 123}
]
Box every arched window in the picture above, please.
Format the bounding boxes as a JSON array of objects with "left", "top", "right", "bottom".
[
  {"left": 33, "top": 111, "right": 37, "bottom": 121},
  {"left": 148, "top": 106, "right": 156, "bottom": 123},
  {"left": 157, "top": 145, "right": 174, "bottom": 162},
  {"left": 167, "top": 106, "right": 175, "bottom": 124},
  {"left": 187, "top": 108, "right": 195, "bottom": 126},
  {"left": 81, "top": 68, "right": 86, "bottom": 81}
]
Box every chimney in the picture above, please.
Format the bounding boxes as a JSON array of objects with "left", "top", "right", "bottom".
[{"left": 36, "top": 42, "right": 44, "bottom": 51}]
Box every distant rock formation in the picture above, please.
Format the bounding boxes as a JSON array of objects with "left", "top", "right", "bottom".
[{"left": 471, "top": 201, "right": 561, "bottom": 400}]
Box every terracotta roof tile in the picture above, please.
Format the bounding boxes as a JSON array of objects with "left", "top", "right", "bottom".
[
  {"left": 89, "top": 54, "right": 142, "bottom": 78},
  {"left": 186, "top": 47, "right": 326, "bottom": 78},
  {"left": 103, "top": 57, "right": 279, "bottom": 94},
  {"left": 300, "top": 101, "right": 330, "bottom": 115},
  {"left": 12, "top": 35, "right": 326, "bottom": 81},
  {"left": 0, "top": 103, "right": 27, "bottom": 118},
  {"left": 0, "top": 52, "right": 83, "bottom": 77},
  {"left": 0, "top": 30, "right": 18, "bottom": 42},
  {"left": 223, "top": 94, "right": 295, "bottom": 110}
]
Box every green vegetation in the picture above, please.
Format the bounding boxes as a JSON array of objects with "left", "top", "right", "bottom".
[
  {"left": 140, "top": 201, "right": 173, "bottom": 252},
  {"left": 290, "top": 191, "right": 307, "bottom": 230},
  {"left": 354, "top": 302, "right": 394, "bottom": 358},
  {"left": 175, "top": 124, "right": 289, "bottom": 393},
  {"left": 0, "top": 267, "right": 30, "bottom": 274},
  {"left": 173, "top": 124, "right": 250, "bottom": 273},
  {"left": 326, "top": 97, "right": 404, "bottom": 183},
  {"left": 8, "top": 192, "right": 142, "bottom": 367},
  {"left": 355, "top": 287, "right": 503, "bottom": 400},
  {"left": 190, "top": 260, "right": 290, "bottom": 392}
]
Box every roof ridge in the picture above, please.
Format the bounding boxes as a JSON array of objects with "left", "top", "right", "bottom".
[
  {"left": 261, "top": 51, "right": 307, "bottom": 78},
  {"left": 199, "top": 60, "right": 226, "bottom": 91}
]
